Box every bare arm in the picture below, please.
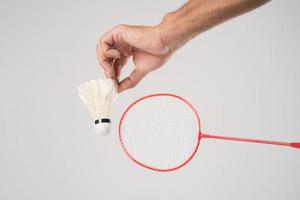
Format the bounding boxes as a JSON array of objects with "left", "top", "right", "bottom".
[
  {"left": 159, "top": 0, "right": 270, "bottom": 51},
  {"left": 97, "top": 0, "right": 270, "bottom": 93}
]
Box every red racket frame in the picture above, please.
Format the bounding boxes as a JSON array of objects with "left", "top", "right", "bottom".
[{"left": 119, "top": 93, "right": 202, "bottom": 172}]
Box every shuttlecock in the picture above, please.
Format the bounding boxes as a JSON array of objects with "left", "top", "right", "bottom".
[{"left": 78, "top": 78, "right": 118, "bottom": 135}]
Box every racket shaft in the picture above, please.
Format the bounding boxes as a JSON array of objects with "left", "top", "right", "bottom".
[{"left": 201, "top": 133, "right": 299, "bottom": 149}]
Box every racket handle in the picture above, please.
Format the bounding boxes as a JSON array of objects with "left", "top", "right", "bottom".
[
  {"left": 290, "top": 143, "right": 300, "bottom": 149},
  {"left": 200, "top": 133, "right": 300, "bottom": 149}
]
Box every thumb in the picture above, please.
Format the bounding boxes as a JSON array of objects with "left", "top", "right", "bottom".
[{"left": 118, "top": 69, "right": 146, "bottom": 93}]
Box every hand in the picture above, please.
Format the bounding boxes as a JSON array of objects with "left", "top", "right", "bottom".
[
  {"left": 97, "top": 0, "right": 269, "bottom": 93},
  {"left": 97, "top": 24, "right": 171, "bottom": 93}
]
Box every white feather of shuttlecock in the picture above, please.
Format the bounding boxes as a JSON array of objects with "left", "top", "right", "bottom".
[{"left": 78, "top": 78, "right": 118, "bottom": 135}]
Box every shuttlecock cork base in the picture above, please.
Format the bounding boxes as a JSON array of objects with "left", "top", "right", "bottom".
[
  {"left": 94, "top": 118, "right": 111, "bottom": 135},
  {"left": 78, "top": 78, "right": 118, "bottom": 135}
]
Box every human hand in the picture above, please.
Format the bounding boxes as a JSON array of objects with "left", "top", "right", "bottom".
[
  {"left": 97, "top": 24, "right": 171, "bottom": 93},
  {"left": 97, "top": 0, "right": 269, "bottom": 93}
]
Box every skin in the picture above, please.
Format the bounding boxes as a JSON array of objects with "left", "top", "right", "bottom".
[{"left": 97, "top": 0, "right": 270, "bottom": 93}]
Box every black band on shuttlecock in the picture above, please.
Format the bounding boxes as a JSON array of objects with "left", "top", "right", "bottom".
[
  {"left": 95, "top": 118, "right": 110, "bottom": 124},
  {"left": 101, "top": 118, "right": 110, "bottom": 123}
]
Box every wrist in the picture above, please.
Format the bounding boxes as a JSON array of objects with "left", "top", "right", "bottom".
[
  {"left": 156, "top": 11, "right": 198, "bottom": 53},
  {"left": 156, "top": 12, "right": 181, "bottom": 52}
]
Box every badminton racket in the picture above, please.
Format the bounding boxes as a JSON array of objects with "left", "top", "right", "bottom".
[{"left": 119, "top": 93, "right": 300, "bottom": 172}]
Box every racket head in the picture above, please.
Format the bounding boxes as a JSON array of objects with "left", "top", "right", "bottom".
[{"left": 119, "top": 93, "right": 201, "bottom": 172}]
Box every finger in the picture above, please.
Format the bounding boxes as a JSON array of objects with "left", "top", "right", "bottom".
[
  {"left": 104, "top": 49, "right": 121, "bottom": 59},
  {"left": 118, "top": 69, "right": 146, "bottom": 93},
  {"left": 96, "top": 42, "right": 107, "bottom": 68},
  {"left": 115, "top": 65, "right": 123, "bottom": 82},
  {"left": 115, "top": 58, "right": 128, "bottom": 80},
  {"left": 96, "top": 42, "right": 116, "bottom": 78},
  {"left": 99, "top": 26, "right": 119, "bottom": 52},
  {"left": 99, "top": 35, "right": 112, "bottom": 52},
  {"left": 96, "top": 42, "right": 102, "bottom": 65},
  {"left": 103, "top": 70, "right": 111, "bottom": 79},
  {"left": 104, "top": 61, "right": 116, "bottom": 78},
  {"left": 100, "top": 58, "right": 115, "bottom": 79}
]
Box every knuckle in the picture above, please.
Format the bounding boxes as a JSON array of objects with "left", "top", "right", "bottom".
[
  {"left": 126, "top": 77, "right": 137, "bottom": 89},
  {"left": 117, "top": 24, "right": 125, "bottom": 29}
]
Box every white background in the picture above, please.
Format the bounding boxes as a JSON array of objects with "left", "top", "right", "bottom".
[{"left": 0, "top": 0, "right": 299, "bottom": 199}]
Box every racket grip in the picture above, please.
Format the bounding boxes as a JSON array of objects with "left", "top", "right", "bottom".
[{"left": 290, "top": 143, "right": 300, "bottom": 149}]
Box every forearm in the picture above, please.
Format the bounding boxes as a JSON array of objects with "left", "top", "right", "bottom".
[{"left": 157, "top": 0, "right": 270, "bottom": 51}]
